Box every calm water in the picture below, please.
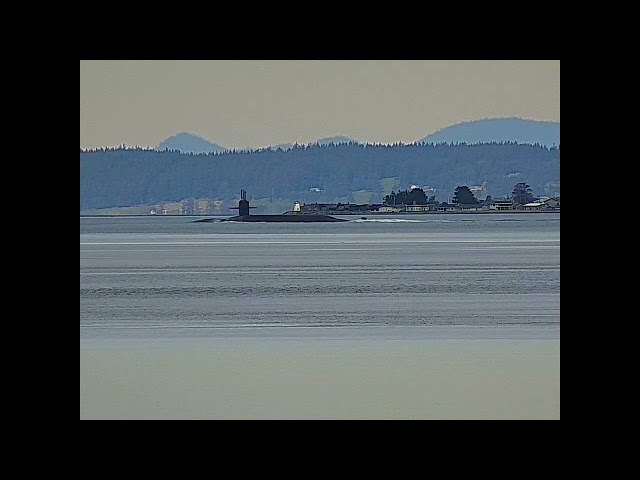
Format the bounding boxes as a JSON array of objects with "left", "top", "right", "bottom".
[
  {"left": 80, "top": 212, "right": 560, "bottom": 419},
  {"left": 80, "top": 213, "right": 560, "bottom": 340}
]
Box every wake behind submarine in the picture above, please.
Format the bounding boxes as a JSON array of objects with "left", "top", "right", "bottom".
[{"left": 195, "top": 190, "right": 347, "bottom": 223}]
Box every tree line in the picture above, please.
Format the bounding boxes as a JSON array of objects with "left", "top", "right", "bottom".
[
  {"left": 80, "top": 142, "right": 559, "bottom": 211},
  {"left": 383, "top": 182, "right": 537, "bottom": 206}
]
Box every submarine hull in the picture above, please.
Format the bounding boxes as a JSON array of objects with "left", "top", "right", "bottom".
[{"left": 227, "top": 214, "right": 347, "bottom": 222}]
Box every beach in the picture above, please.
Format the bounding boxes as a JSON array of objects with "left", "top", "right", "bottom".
[{"left": 80, "top": 327, "right": 559, "bottom": 420}]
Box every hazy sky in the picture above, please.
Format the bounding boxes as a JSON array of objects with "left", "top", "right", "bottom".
[{"left": 80, "top": 60, "right": 560, "bottom": 150}]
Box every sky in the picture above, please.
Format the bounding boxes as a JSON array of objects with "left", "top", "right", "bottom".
[{"left": 80, "top": 60, "right": 560, "bottom": 151}]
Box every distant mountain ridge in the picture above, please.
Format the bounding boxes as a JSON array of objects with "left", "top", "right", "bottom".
[
  {"left": 419, "top": 118, "right": 560, "bottom": 147},
  {"left": 156, "top": 132, "right": 228, "bottom": 154},
  {"left": 155, "top": 133, "right": 361, "bottom": 154},
  {"left": 314, "top": 135, "right": 360, "bottom": 146},
  {"left": 154, "top": 118, "right": 558, "bottom": 154}
]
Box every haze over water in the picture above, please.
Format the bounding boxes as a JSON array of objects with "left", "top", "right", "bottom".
[{"left": 80, "top": 213, "right": 560, "bottom": 419}]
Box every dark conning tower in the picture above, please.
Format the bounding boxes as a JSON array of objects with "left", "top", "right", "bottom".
[{"left": 238, "top": 189, "right": 250, "bottom": 216}]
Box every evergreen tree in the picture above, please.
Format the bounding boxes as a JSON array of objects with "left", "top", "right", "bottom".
[
  {"left": 452, "top": 186, "right": 478, "bottom": 204},
  {"left": 383, "top": 188, "right": 427, "bottom": 205},
  {"left": 511, "top": 182, "right": 535, "bottom": 205}
]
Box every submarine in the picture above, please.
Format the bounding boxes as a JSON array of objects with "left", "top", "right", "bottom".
[
  {"left": 195, "top": 190, "right": 347, "bottom": 223},
  {"left": 228, "top": 190, "right": 346, "bottom": 222}
]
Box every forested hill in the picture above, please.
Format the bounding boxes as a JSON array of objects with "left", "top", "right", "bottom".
[{"left": 80, "top": 142, "right": 560, "bottom": 211}]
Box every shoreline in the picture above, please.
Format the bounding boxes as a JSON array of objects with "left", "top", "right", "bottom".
[
  {"left": 80, "top": 324, "right": 560, "bottom": 342},
  {"left": 80, "top": 210, "right": 559, "bottom": 218}
]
